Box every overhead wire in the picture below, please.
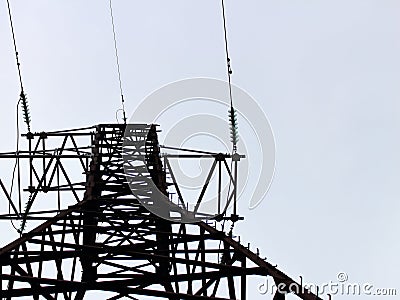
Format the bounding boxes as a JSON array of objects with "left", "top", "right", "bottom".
[
  {"left": 6, "top": 0, "right": 32, "bottom": 234},
  {"left": 221, "top": 0, "right": 233, "bottom": 108},
  {"left": 8, "top": 101, "right": 21, "bottom": 233},
  {"left": 109, "top": 0, "right": 127, "bottom": 124},
  {"left": 219, "top": 1, "right": 240, "bottom": 235},
  {"left": 221, "top": 0, "right": 238, "bottom": 153},
  {"left": 220, "top": 0, "right": 237, "bottom": 213},
  {"left": 6, "top": 0, "right": 31, "bottom": 133},
  {"left": 6, "top": 0, "right": 23, "bottom": 91}
]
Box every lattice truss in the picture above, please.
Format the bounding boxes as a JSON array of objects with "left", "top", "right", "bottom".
[{"left": 0, "top": 124, "right": 322, "bottom": 300}]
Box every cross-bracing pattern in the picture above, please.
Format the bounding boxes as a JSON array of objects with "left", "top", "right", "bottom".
[
  {"left": 0, "top": 125, "right": 95, "bottom": 233},
  {"left": 0, "top": 124, "right": 323, "bottom": 299}
]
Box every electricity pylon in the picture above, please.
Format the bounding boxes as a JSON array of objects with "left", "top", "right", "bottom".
[{"left": 0, "top": 124, "right": 323, "bottom": 300}]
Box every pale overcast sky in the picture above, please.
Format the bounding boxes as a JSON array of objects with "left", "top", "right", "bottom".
[{"left": 0, "top": 1, "right": 399, "bottom": 299}]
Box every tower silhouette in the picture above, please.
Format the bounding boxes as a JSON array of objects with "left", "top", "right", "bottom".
[{"left": 0, "top": 124, "right": 322, "bottom": 300}]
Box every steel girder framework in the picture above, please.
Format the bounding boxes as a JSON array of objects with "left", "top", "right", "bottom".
[{"left": 0, "top": 124, "right": 323, "bottom": 300}]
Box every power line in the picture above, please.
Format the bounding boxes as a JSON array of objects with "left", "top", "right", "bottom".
[
  {"left": 6, "top": 0, "right": 27, "bottom": 234},
  {"left": 6, "top": 0, "right": 23, "bottom": 91},
  {"left": 6, "top": 0, "right": 31, "bottom": 132},
  {"left": 221, "top": 0, "right": 238, "bottom": 153},
  {"left": 109, "top": 0, "right": 127, "bottom": 124},
  {"left": 221, "top": 0, "right": 233, "bottom": 107}
]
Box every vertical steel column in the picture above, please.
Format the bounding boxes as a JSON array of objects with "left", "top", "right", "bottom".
[
  {"left": 218, "top": 156, "right": 222, "bottom": 215},
  {"left": 41, "top": 133, "right": 47, "bottom": 188},
  {"left": 241, "top": 256, "right": 246, "bottom": 300},
  {"left": 0, "top": 265, "right": 2, "bottom": 299},
  {"left": 200, "top": 227, "right": 206, "bottom": 296},
  {"left": 146, "top": 125, "right": 173, "bottom": 293},
  {"left": 233, "top": 153, "right": 239, "bottom": 217},
  {"left": 75, "top": 126, "right": 103, "bottom": 300},
  {"left": 27, "top": 132, "right": 33, "bottom": 193}
]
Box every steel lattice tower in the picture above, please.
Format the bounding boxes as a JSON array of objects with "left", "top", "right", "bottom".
[{"left": 0, "top": 124, "right": 323, "bottom": 300}]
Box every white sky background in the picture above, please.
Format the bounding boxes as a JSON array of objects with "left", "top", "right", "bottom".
[{"left": 1, "top": 1, "right": 400, "bottom": 299}]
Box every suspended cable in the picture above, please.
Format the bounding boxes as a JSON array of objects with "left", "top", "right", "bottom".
[
  {"left": 220, "top": 1, "right": 241, "bottom": 227},
  {"left": 8, "top": 102, "right": 21, "bottom": 234},
  {"left": 221, "top": 0, "right": 233, "bottom": 107},
  {"left": 109, "top": 0, "right": 127, "bottom": 124},
  {"left": 6, "top": 0, "right": 31, "bottom": 132},
  {"left": 6, "top": 0, "right": 23, "bottom": 91},
  {"left": 221, "top": 0, "right": 238, "bottom": 153},
  {"left": 6, "top": 0, "right": 33, "bottom": 234}
]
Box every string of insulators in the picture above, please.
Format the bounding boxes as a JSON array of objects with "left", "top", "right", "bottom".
[
  {"left": 229, "top": 107, "right": 238, "bottom": 152},
  {"left": 20, "top": 91, "right": 31, "bottom": 132},
  {"left": 18, "top": 193, "right": 32, "bottom": 234},
  {"left": 18, "top": 201, "right": 29, "bottom": 234}
]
